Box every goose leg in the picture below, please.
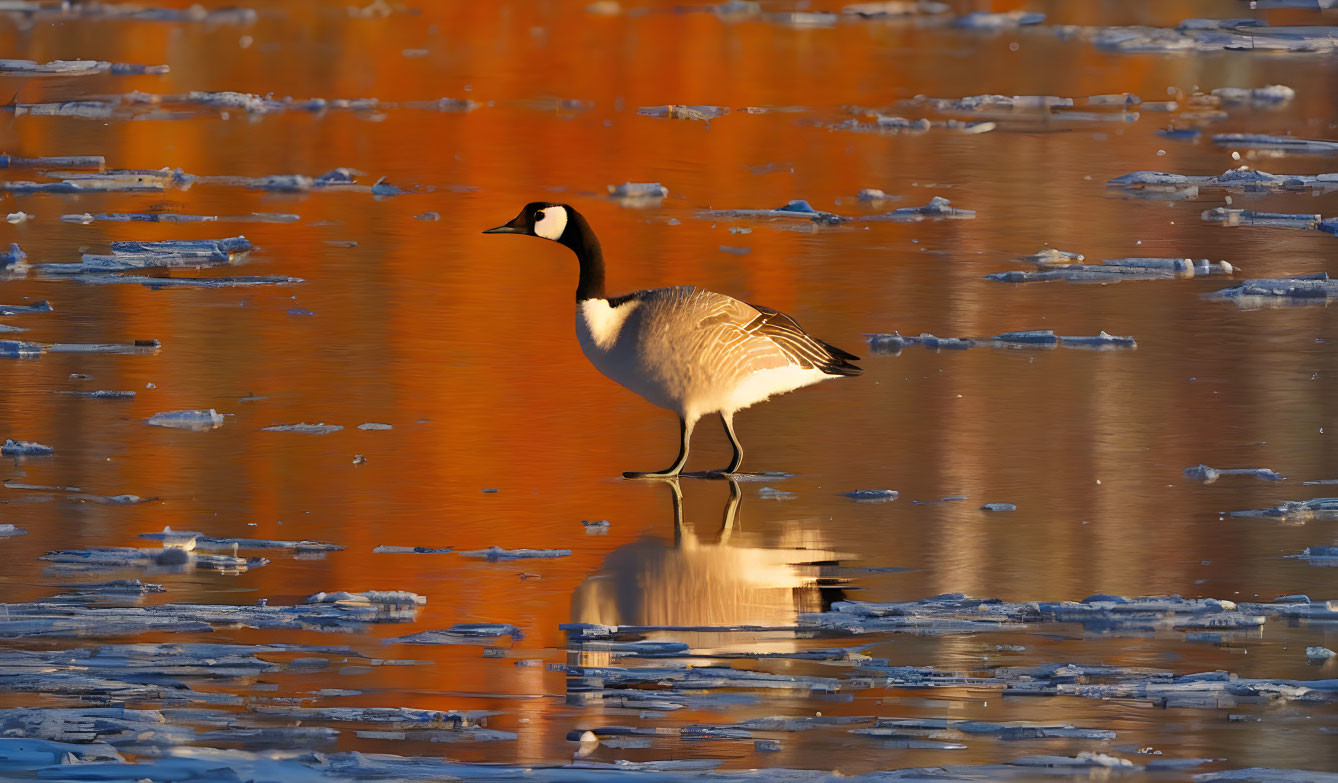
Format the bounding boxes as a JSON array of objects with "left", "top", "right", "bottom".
[
  {"left": 624, "top": 415, "right": 695, "bottom": 478},
  {"left": 715, "top": 411, "right": 744, "bottom": 474}
]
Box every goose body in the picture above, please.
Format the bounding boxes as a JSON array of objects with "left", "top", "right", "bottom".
[{"left": 485, "top": 202, "right": 860, "bottom": 477}]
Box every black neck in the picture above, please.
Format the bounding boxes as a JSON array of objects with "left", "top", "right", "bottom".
[{"left": 560, "top": 210, "right": 606, "bottom": 301}]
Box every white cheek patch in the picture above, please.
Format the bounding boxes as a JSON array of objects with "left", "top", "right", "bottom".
[{"left": 534, "top": 206, "right": 568, "bottom": 240}]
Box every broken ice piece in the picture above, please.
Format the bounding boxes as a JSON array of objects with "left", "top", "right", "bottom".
[
  {"left": 1306, "top": 646, "right": 1336, "bottom": 661},
  {"left": 0, "top": 299, "right": 52, "bottom": 315},
  {"left": 306, "top": 590, "right": 425, "bottom": 606},
  {"left": 261, "top": 423, "right": 343, "bottom": 434},
  {"left": 459, "top": 546, "right": 572, "bottom": 560},
  {"left": 1208, "top": 274, "right": 1338, "bottom": 308},
  {"left": 146, "top": 410, "right": 223, "bottom": 431},
  {"left": 954, "top": 10, "right": 1045, "bottom": 28},
  {"left": 980, "top": 503, "right": 1017, "bottom": 512},
  {"left": 56, "top": 390, "right": 136, "bottom": 399},
  {"left": 582, "top": 520, "right": 610, "bottom": 535},
  {"left": 0, "top": 154, "right": 104, "bottom": 169},
  {"left": 1229, "top": 497, "right": 1338, "bottom": 521},
  {"left": 758, "top": 486, "right": 797, "bottom": 500},
  {"left": 0, "top": 340, "right": 43, "bottom": 358},
  {"left": 995, "top": 330, "right": 1059, "bottom": 346},
  {"left": 358, "top": 422, "right": 393, "bottom": 430},
  {"left": 701, "top": 200, "right": 848, "bottom": 224},
  {"left": 1202, "top": 207, "right": 1322, "bottom": 229},
  {"left": 637, "top": 105, "right": 729, "bottom": 123},
  {"left": 2, "top": 439, "right": 54, "bottom": 456},
  {"left": 843, "top": 489, "right": 898, "bottom": 502},
  {"left": 865, "top": 196, "right": 975, "bottom": 221},
  {"left": 393, "top": 623, "right": 522, "bottom": 644},
  {"left": 1059, "top": 332, "right": 1136, "bottom": 349},
  {"left": 842, "top": 2, "right": 951, "bottom": 18},
  {"left": 0, "top": 523, "right": 28, "bottom": 536},
  {"left": 1184, "top": 465, "right": 1286, "bottom": 483},
  {"left": 1019, "top": 249, "right": 1085, "bottom": 265},
  {"left": 1212, "top": 85, "right": 1295, "bottom": 105},
  {"left": 372, "top": 545, "right": 453, "bottom": 553},
  {"left": 1213, "top": 133, "right": 1338, "bottom": 154},
  {"left": 608, "top": 182, "right": 668, "bottom": 198}
]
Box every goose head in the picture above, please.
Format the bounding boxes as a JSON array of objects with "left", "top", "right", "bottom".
[{"left": 483, "top": 202, "right": 572, "bottom": 242}]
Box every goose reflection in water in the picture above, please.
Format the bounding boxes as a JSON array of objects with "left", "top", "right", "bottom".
[{"left": 570, "top": 478, "right": 847, "bottom": 657}]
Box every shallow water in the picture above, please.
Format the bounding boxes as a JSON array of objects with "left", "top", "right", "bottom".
[{"left": 2, "top": 0, "right": 1338, "bottom": 779}]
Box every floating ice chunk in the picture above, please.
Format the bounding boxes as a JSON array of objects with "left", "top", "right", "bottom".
[
  {"left": 139, "top": 529, "right": 342, "bottom": 552},
  {"left": 0, "top": 243, "right": 27, "bottom": 274},
  {"left": 996, "top": 330, "right": 1058, "bottom": 346},
  {"left": 146, "top": 409, "right": 223, "bottom": 431},
  {"left": 72, "top": 274, "right": 304, "bottom": 288},
  {"left": 863, "top": 196, "right": 975, "bottom": 221},
  {"left": 3, "top": 167, "right": 188, "bottom": 193},
  {"left": 1214, "top": 133, "right": 1338, "bottom": 154},
  {"left": 1113, "top": 167, "right": 1338, "bottom": 192},
  {"left": 0, "top": 154, "right": 103, "bottom": 169},
  {"left": 1059, "top": 332, "right": 1137, "bottom": 349},
  {"left": 0, "top": 299, "right": 51, "bottom": 316},
  {"left": 865, "top": 332, "right": 909, "bottom": 354},
  {"left": 1184, "top": 465, "right": 1286, "bottom": 483},
  {"left": 41, "top": 546, "right": 262, "bottom": 574},
  {"left": 637, "top": 105, "right": 729, "bottom": 123},
  {"left": 61, "top": 212, "right": 298, "bottom": 224},
  {"left": 1212, "top": 85, "right": 1296, "bottom": 105},
  {"left": 0, "top": 341, "right": 43, "bottom": 358},
  {"left": 1157, "top": 128, "right": 1202, "bottom": 142},
  {"left": 371, "top": 177, "right": 403, "bottom": 195},
  {"left": 1060, "top": 19, "right": 1338, "bottom": 54},
  {"left": 1203, "top": 207, "right": 1322, "bottom": 230},
  {"left": 0, "top": 58, "right": 168, "bottom": 76},
  {"left": 306, "top": 590, "right": 425, "bottom": 606},
  {"left": 1, "top": 439, "right": 53, "bottom": 456},
  {"left": 358, "top": 422, "right": 393, "bottom": 430},
  {"left": 1209, "top": 274, "right": 1338, "bottom": 308},
  {"left": 373, "top": 545, "right": 453, "bottom": 553},
  {"left": 56, "top": 390, "right": 136, "bottom": 399},
  {"left": 252, "top": 705, "right": 493, "bottom": 727},
  {"left": 0, "top": 523, "right": 27, "bottom": 537},
  {"left": 701, "top": 200, "right": 848, "bottom": 224},
  {"left": 914, "top": 94, "right": 1074, "bottom": 112},
  {"left": 608, "top": 182, "right": 668, "bottom": 198},
  {"left": 988, "top": 256, "right": 1228, "bottom": 283},
  {"left": 758, "top": 486, "right": 797, "bottom": 500},
  {"left": 1307, "top": 646, "right": 1337, "bottom": 660},
  {"left": 260, "top": 423, "right": 343, "bottom": 434},
  {"left": 955, "top": 10, "right": 1044, "bottom": 28},
  {"left": 920, "top": 333, "right": 972, "bottom": 349},
  {"left": 1292, "top": 546, "right": 1338, "bottom": 565},
  {"left": 1015, "top": 752, "right": 1133, "bottom": 768},
  {"left": 980, "top": 503, "right": 1017, "bottom": 512},
  {"left": 459, "top": 546, "right": 572, "bottom": 560},
  {"left": 842, "top": 1, "right": 950, "bottom": 17},
  {"left": 1231, "top": 497, "right": 1338, "bottom": 521},
  {"left": 843, "top": 489, "right": 898, "bottom": 502},
  {"left": 393, "top": 623, "right": 522, "bottom": 644},
  {"left": 1196, "top": 770, "right": 1338, "bottom": 782},
  {"left": 1086, "top": 93, "right": 1141, "bottom": 106},
  {"left": 1019, "top": 249, "right": 1085, "bottom": 265}
]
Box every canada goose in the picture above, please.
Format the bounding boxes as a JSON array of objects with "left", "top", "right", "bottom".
[{"left": 484, "top": 202, "right": 861, "bottom": 477}]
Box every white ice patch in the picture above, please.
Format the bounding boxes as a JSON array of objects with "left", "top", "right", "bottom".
[{"left": 534, "top": 206, "right": 568, "bottom": 240}]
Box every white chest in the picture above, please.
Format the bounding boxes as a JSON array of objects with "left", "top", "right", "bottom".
[{"left": 576, "top": 298, "right": 637, "bottom": 352}]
